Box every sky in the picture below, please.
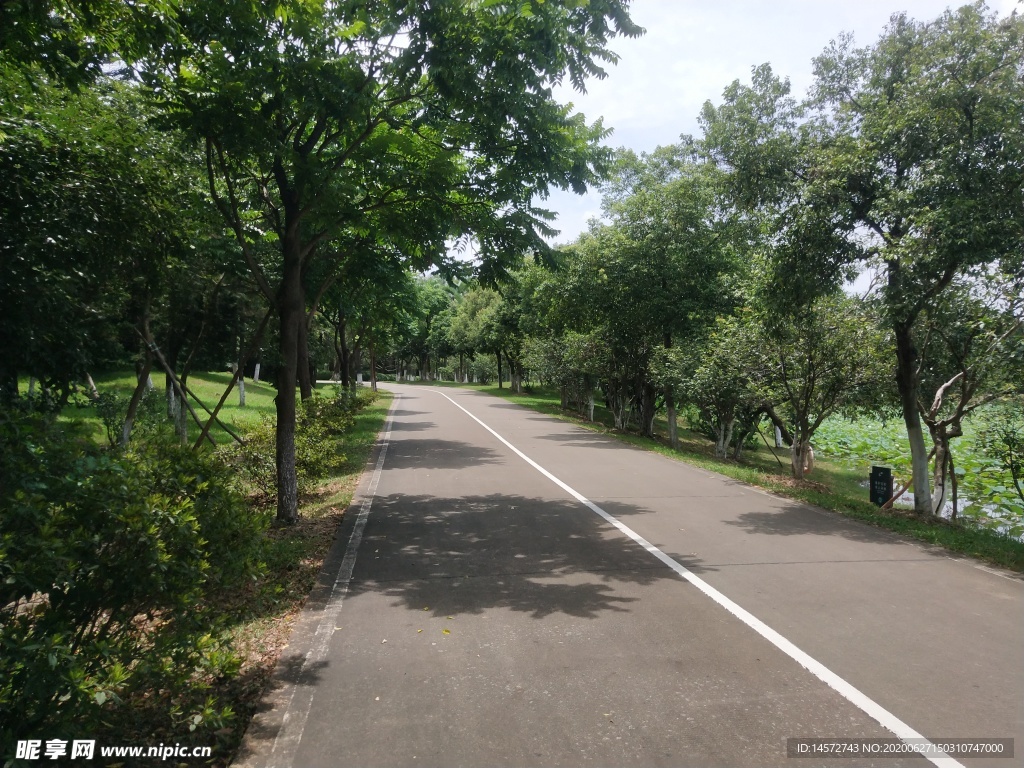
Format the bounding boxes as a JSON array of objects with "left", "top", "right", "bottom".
[{"left": 541, "top": 0, "right": 1021, "bottom": 246}]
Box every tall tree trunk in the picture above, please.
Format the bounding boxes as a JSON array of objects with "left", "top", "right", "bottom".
[
  {"left": 84, "top": 372, "right": 99, "bottom": 400},
  {"left": 274, "top": 238, "right": 303, "bottom": 525},
  {"left": 640, "top": 383, "right": 657, "bottom": 438},
  {"left": 370, "top": 342, "right": 377, "bottom": 392},
  {"left": 253, "top": 361, "right": 261, "bottom": 383},
  {"left": 351, "top": 344, "right": 362, "bottom": 391},
  {"left": 791, "top": 440, "right": 809, "bottom": 480},
  {"left": 235, "top": 338, "right": 246, "bottom": 407},
  {"left": 714, "top": 417, "right": 734, "bottom": 459},
  {"left": 338, "top": 319, "right": 350, "bottom": 388},
  {"left": 930, "top": 430, "right": 950, "bottom": 517},
  {"left": 496, "top": 349, "right": 503, "bottom": 389},
  {"left": 297, "top": 318, "right": 313, "bottom": 400},
  {"left": 894, "top": 320, "right": 932, "bottom": 514},
  {"left": 121, "top": 353, "right": 153, "bottom": 447},
  {"left": 175, "top": 371, "right": 190, "bottom": 444},
  {"left": 665, "top": 385, "right": 678, "bottom": 448},
  {"left": 331, "top": 332, "right": 342, "bottom": 382},
  {"left": 166, "top": 374, "right": 178, "bottom": 420}
]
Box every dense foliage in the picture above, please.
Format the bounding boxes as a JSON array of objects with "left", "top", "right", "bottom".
[{"left": 0, "top": 407, "right": 265, "bottom": 755}]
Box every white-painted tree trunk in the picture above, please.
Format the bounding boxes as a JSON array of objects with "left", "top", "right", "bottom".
[
  {"left": 167, "top": 383, "right": 180, "bottom": 421},
  {"left": 714, "top": 418, "right": 735, "bottom": 459},
  {"left": 252, "top": 362, "right": 261, "bottom": 383},
  {"left": 791, "top": 441, "right": 815, "bottom": 479},
  {"left": 238, "top": 377, "right": 246, "bottom": 407}
]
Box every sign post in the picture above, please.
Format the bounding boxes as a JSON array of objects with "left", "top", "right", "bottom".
[{"left": 869, "top": 465, "right": 893, "bottom": 507}]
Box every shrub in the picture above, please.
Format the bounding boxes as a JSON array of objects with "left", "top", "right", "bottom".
[
  {"left": 468, "top": 355, "right": 497, "bottom": 384},
  {"left": 231, "top": 388, "right": 368, "bottom": 500},
  {"left": 0, "top": 407, "right": 265, "bottom": 758}
]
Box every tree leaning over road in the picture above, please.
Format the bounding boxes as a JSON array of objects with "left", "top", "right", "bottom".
[{"left": 141, "top": 0, "right": 641, "bottom": 523}]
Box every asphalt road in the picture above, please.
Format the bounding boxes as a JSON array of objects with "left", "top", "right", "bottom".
[{"left": 236, "top": 384, "right": 1023, "bottom": 768}]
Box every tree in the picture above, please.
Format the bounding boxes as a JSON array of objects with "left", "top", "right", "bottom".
[
  {"left": 755, "top": 295, "right": 889, "bottom": 480},
  {"left": 671, "top": 317, "right": 759, "bottom": 459},
  {"left": 701, "top": 6, "right": 1024, "bottom": 513},
  {"left": 807, "top": 6, "right": 1024, "bottom": 513},
  {"left": 601, "top": 147, "right": 741, "bottom": 442},
  {"left": 143, "top": 0, "right": 641, "bottom": 523},
  {"left": 915, "top": 275, "right": 1024, "bottom": 514},
  {"left": 0, "top": 77, "right": 195, "bottom": 407},
  {"left": 404, "top": 277, "right": 456, "bottom": 382},
  {"left": 0, "top": 0, "right": 173, "bottom": 87}
]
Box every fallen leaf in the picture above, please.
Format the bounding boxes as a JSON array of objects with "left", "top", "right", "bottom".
[
  {"left": 381, "top": 639, "right": 387, "bottom": 644},
  {"left": 417, "top": 629, "right": 423, "bottom": 633},
  {"left": 446, "top": 616, "right": 453, "bottom": 619},
  {"left": 442, "top": 629, "right": 450, "bottom": 635}
]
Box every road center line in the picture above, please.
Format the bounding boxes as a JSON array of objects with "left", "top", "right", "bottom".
[
  {"left": 436, "top": 390, "right": 964, "bottom": 768},
  {"left": 265, "top": 395, "right": 399, "bottom": 768}
]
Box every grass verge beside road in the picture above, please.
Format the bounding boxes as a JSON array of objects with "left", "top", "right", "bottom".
[{"left": 404, "top": 381, "right": 1024, "bottom": 573}]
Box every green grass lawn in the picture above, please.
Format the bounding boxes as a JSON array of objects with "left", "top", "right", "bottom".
[
  {"left": 46, "top": 371, "right": 369, "bottom": 446},
  {"left": 402, "top": 380, "right": 1024, "bottom": 572}
]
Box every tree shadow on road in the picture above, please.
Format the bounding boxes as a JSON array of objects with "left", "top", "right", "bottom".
[
  {"left": 529, "top": 431, "right": 633, "bottom": 450},
  {"left": 346, "top": 493, "right": 714, "bottom": 620},
  {"left": 721, "top": 506, "right": 952, "bottom": 556},
  {"left": 383, "top": 439, "right": 502, "bottom": 470},
  {"left": 390, "top": 409, "right": 430, "bottom": 417},
  {"left": 387, "top": 420, "right": 437, "bottom": 432}
]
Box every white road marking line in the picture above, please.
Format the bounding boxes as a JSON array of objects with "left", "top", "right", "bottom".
[
  {"left": 266, "top": 395, "right": 399, "bottom": 768},
  {"left": 974, "top": 564, "right": 1018, "bottom": 582},
  {"left": 436, "top": 390, "right": 964, "bottom": 768}
]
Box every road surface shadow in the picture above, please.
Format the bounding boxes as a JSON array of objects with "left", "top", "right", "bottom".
[
  {"left": 383, "top": 439, "right": 501, "bottom": 470},
  {"left": 390, "top": 409, "right": 430, "bottom": 417},
  {"left": 239, "top": 656, "right": 330, "bottom": 726},
  {"left": 722, "top": 507, "right": 953, "bottom": 556},
  {"left": 388, "top": 420, "right": 437, "bottom": 432},
  {"left": 347, "top": 493, "right": 714, "bottom": 620},
  {"left": 530, "top": 431, "right": 629, "bottom": 450}
]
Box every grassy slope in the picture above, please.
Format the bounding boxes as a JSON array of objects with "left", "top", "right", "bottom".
[{"left": 404, "top": 381, "right": 1024, "bottom": 573}]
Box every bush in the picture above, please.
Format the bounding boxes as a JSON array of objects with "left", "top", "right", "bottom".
[
  {"left": 468, "top": 355, "right": 497, "bottom": 384},
  {"left": 0, "top": 407, "right": 265, "bottom": 759},
  {"left": 231, "top": 387, "right": 369, "bottom": 500}
]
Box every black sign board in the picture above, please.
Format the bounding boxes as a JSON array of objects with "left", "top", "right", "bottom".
[{"left": 869, "top": 465, "right": 893, "bottom": 507}]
